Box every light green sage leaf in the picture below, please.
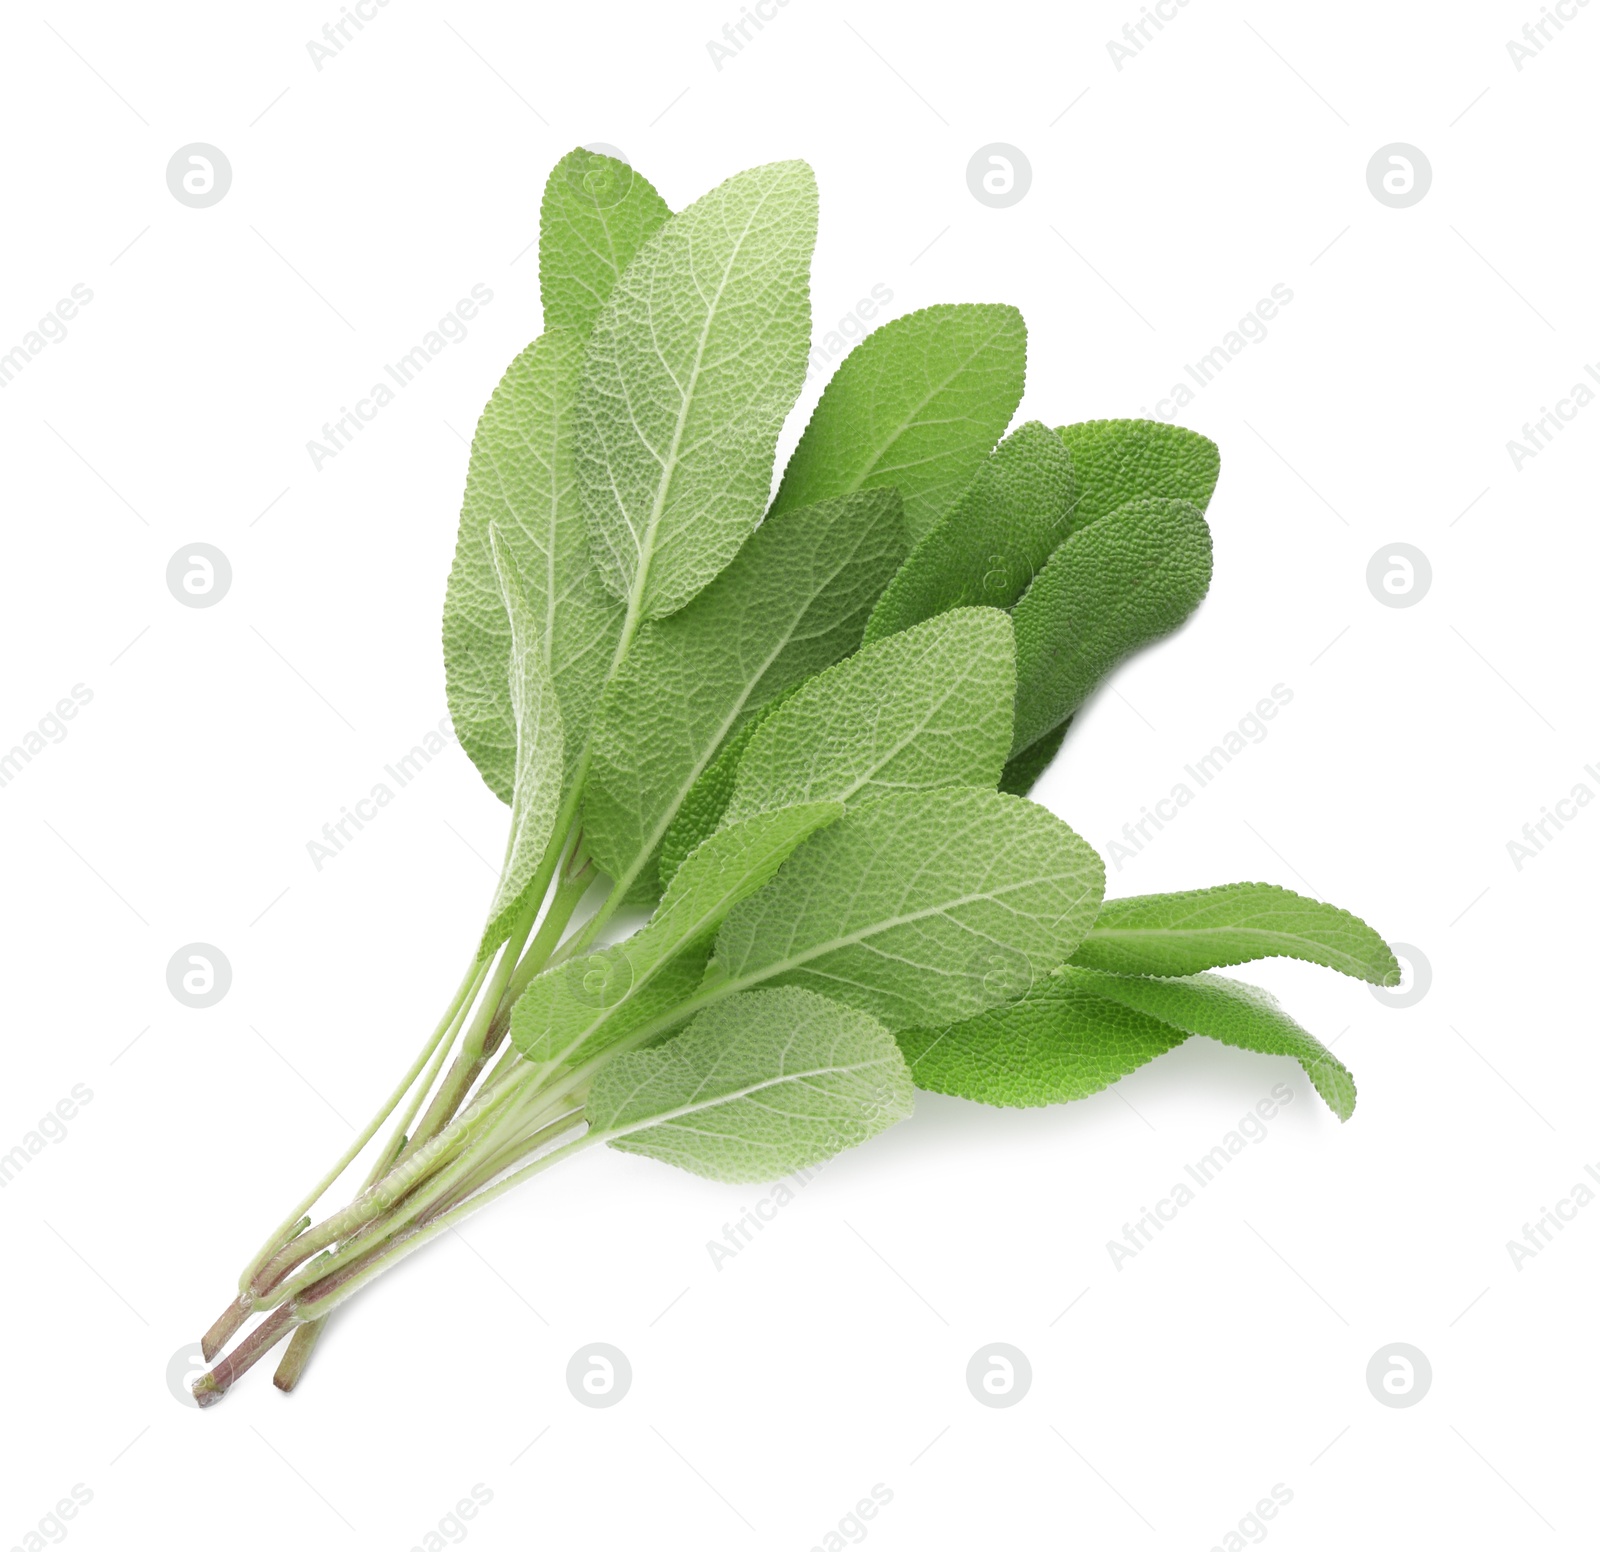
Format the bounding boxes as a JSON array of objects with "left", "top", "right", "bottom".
[
  {"left": 574, "top": 159, "right": 818, "bottom": 621},
  {"left": 480, "top": 528, "right": 565, "bottom": 956},
  {"left": 512, "top": 803, "right": 844, "bottom": 1071},
  {"left": 539, "top": 148, "right": 670, "bottom": 340},
  {"left": 583, "top": 489, "right": 905, "bottom": 903},
  {"left": 586, "top": 987, "right": 914, "bottom": 1181},
  {"left": 1069, "top": 883, "right": 1401, "bottom": 985},
  {"left": 515, "top": 942, "right": 713, "bottom": 1077},
  {"left": 711, "top": 788, "right": 1105, "bottom": 1032},
  {"left": 1010, "top": 497, "right": 1213, "bottom": 755},
  {"left": 1057, "top": 419, "right": 1221, "bottom": 529},
  {"left": 899, "top": 965, "right": 1355, "bottom": 1119},
  {"left": 862, "top": 421, "right": 1077, "bottom": 643},
  {"left": 772, "top": 303, "right": 1027, "bottom": 545},
  {"left": 443, "top": 331, "right": 623, "bottom": 802},
  {"left": 723, "top": 608, "right": 1015, "bottom": 824},
  {"left": 999, "top": 718, "right": 1070, "bottom": 797},
  {"left": 651, "top": 802, "right": 844, "bottom": 954}
]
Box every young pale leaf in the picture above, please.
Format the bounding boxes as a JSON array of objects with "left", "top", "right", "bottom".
[
  {"left": 583, "top": 489, "right": 905, "bottom": 902},
  {"left": 574, "top": 159, "right": 818, "bottom": 621},
  {"left": 443, "top": 331, "right": 623, "bottom": 802},
  {"left": 1067, "top": 967, "right": 1357, "bottom": 1120},
  {"left": 772, "top": 304, "right": 1027, "bottom": 545},
  {"left": 723, "top": 608, "right": 1015, "bottom": 825},
  {"left": 712, "top": 788, "right": 1105, "bottom": 1032},
  {"left": 1000, "top": 718, "right": 1070, "bottom": 797},
  {"left": 652, "top": 802, "right": 845, "bottom": 952},
  {"left": 862, "top": 421, "right": 1078, "bottom": 643},
  {"left": 479, "top": 529, "right": 565, "bottom": 955},
  {"left": 1010, "top": 497, "right": 1213, "bottom": 755},
  {"left": 539, "top": 148, "right": 670, "bottom": 340},
  {"left": 899, "top": 966, "right": 1355, "bottom": 1119},
  {"left": 514, "top": 942, "right": 712, "bottom": 1075},
  {"left": 513, "top": 803, "right": 844, "bottom": 1070},
  {"left": 1069, "top": 882, "right": 1401, "bottom": 985},
  {"left": 586, "top": 987, "right": 915, "bottom": 1182},
  {"left": 1058, "top": 419, "right": 1220, "bottom": 529}
]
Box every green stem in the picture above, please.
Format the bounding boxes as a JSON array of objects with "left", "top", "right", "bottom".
[
  {"left": 295, "top": 1130, "right": 601, "bottom": 1324},
  {"left": 235, "top": 953, "right": 487, "bottom": 1294},
  {"left": 271, "top": 967, "right": 487, "bottom": 1385},
  {"left": 400, "top": 892, "right": 540, "bottom": 1161},
  {"left": 507, "top": 859, "right": 593, "bottom": 1003},
  {"left": 254, "top": 1069, "right": 530, "bottom": 1305},
  {"left": 272, "top": 1319, "right": 324, "bottom": 1392},
  {"left": 435, "top": 1107, "right": 586, "bottom": 1210}
]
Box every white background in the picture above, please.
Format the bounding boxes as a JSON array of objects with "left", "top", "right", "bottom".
[{"left": 2, "top": 2, "right": 1596, "bottom": 1547}]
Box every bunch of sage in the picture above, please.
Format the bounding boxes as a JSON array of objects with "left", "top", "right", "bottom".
[{"left": 193, "top": 150, "right": 1394, "bottom": 1403}]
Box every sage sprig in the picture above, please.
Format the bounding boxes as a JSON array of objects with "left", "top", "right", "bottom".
[{"left": 193, "top": 150, "right": 1395, "bottom": 1404}]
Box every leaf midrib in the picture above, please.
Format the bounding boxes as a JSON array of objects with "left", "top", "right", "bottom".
[
  {"left": 595, "top": 1056, "right": 897, "bottom": 1142},
  {"left": 606, "top": 517, "right": 884, "bottom": 902},
  {"left": 1079, "top": 924, "right": 1369, "bottom": 969},
  {"left": 622, "top": 177, "right": 780, "bottom": 629},
  {"left": 843, "top": 317, "right": 1014, "bottom": 495}
]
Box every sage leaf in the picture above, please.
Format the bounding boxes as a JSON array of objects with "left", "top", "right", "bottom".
[
  {"left": 443, "top": 331, "right": 623, "bottom": 802},
  {"left": 651, "top": 802, "right": 844, "bottom": 956},
  {"left": 900, "top": 965, "right": 1355, "bottom": 1119},
  {"left": 772, "top": 303, "right": 1027, "bottom": 545},
  {"left": 574, "top": 159, "right": 818, "bottom": 622},
  {"left": 1067, "top": 968, "right": 1357, "bottom": 1120},
  {"left": 586, "top": 987, "right": 915, "bottom": 1182},
  {"left": 583, "top": 489, "right": 904, "bottom": 902},
  {"left": 712, "top": 788, "right": 1105, "bottom": 1032},
  {"left": 1010, "top": 497, "right": 1213, "bottom": 755},
  {"left": 513, "top": 802, "right": 844, "bottom": 1070},
  {"left": 723, "top": 608, "right": 1015, "bottom": 824},
  {"left": 898, "top": 971, "right": 1185, "bottom": 1108},
  {"left": 999, "top": 718, "right": 1070, "bottom": 797},
  {"left": 862, "top": 421, "right": 1077, "bottom": 643},
  {"left": 515, "top": 942, "right": 713, "bottom": 1077},
  {"left": 1069, "top": 883, "right": 1400, "bottom": 985},
  {"left": 657, "top": 712, "right": 765, "bottom": 891},
  {"left": 1058, "top": 418, "right": 1220, "bottom": 529},
  {"left": 539, "top": 148, "right": 670, "bottom": 340},
  {"left": 480, "top": 528, "right": 565, "bottom": 955}
]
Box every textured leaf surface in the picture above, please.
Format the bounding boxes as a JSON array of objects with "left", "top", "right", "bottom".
[
  {"left": 574, "top": 160, "right": 817, "bottom": 620},
  {"left": 520, "top": 943, "right": 713, "bottom": 1075},
  {"left": 1010, "top": 497, "right": 1213, "bottom": 754},
  {"left": 583, "top": 489, "right": 904, "bottom": 901},
  {"left": 724, "top": 609, "right": 1015, "bottom": 824},
  {"left": 657, "top": 713, "right": 764, "bottom": 890},
  {"left": 513, "top": 804, "right": 842, "bottom": 1070},
  {"left": 587, "top": 988, "right": 914, "bottom": 1181},
  {"left": 863, "top": 421, "right": 1077, "bottom": 643},
  {"left": 712, "top": 788, "right": 1105, "bottom": 1032},
  {"left": 1000, "top": 718, "right": 1070, "bottom": 797},
  {"left": 1057, "top": 419, "right": 1220, "bottom": 529},
  {"left": 652, "top": 803, "right": 844, "bottom": 954},
  {"left": 772, "top": 304, "right": 1027, "bottom": 544},
  {"left": 539, "top": 148, "right": 670, "bottom": 340},
  {"left": 900, "top": 966, "right": 1355, "bottom": 1119},
  {"left": 444, "top": 332, "right": 623, "bottom": 802},
  {"left": 1071, "top": 968, "right": 1357, "bottom": 1120},
  {"left": 479, "top": 530, "right": 565, "bottom": 955},
  {"left": 1070, "top": 883, "right": 1400, "bottom": 985},
  {"left": 899, "top": 972, "right": 1185, "bottom": 1108}
]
